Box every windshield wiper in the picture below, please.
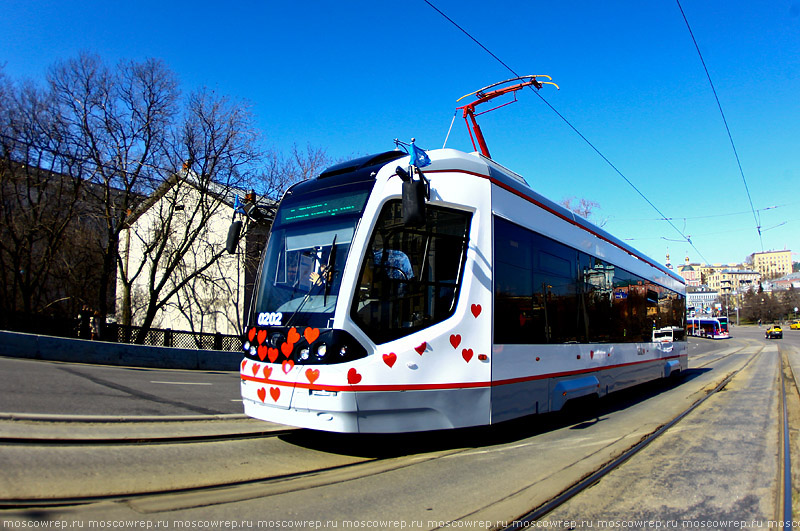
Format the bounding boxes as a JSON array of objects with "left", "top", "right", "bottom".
[
  {"left": 284, "top": 235, "right": 338, "bottom": 329},
  {"left": 324, "top": 234, "right": 337, "bottom": 306}
]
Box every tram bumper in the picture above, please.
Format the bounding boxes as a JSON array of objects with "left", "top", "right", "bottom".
[{"left": 242, "top": 380, "right": 491, "bottom": 433}]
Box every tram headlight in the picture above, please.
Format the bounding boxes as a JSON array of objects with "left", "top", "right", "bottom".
[
  {"left": 338, "top": 345, "right": 348, "bottom": 357},
  {"left": 249, "top": 346, "right": 257, "bottom": 356},
  {"left": 299, "top": 348, "right": 310, "bottom": 361},
  {"left": 315, "top": 344, "right": 327, "bottom": 359}
]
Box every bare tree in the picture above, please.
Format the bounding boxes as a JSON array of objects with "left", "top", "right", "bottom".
[
  {"left": 45, "top": 53, "right": 179, "bottom": 331},
  {"left": 0, "top": 69, "right": 98, "bottom": 326},
  {"left": 116, "top": 87, "right": 262, "bottom": 339},
  {"left": 560, "top": 196, "right": 608, "bottom": 227},
  {"left": 1, "top": 55, "right": 335, "bottom": 340},
  {"left": 154, "top": 144, "right": 334, "bottom": 337}
]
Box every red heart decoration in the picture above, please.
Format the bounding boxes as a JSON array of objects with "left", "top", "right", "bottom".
[
  {"left": 287, "top": 327, "right": 300, "bottom": 345},
  {"left": 263, "top": 366, "right": 272, "bottom": 379},
  {"left": 280, "top": 342, "right": 293, "bottom": 358},
  {"left": 471, "top": 304, "right": 482, "bottom": 318},
  {"left": 282, "top": 359, "right": 295, "bottom": 374},
  {"left": 257, "top": 345, "right": 268, "bottom": 361},
  {"left": 248, "top": 328, "right": 257, "bottom": 342},
  {"left": 382, "top": 353, "right": 397, "bottom": 368},
  {"left": 268, "top": 348, "right": 279, "bottom": 363},
  {"left": 270, "top": 387, "right": 280, "bottom": 402},
  {"left": 306, "top": 368, "right": 320, "bottom": 384},
  {"left": 462, "top": 348, "right": 474, "bottom": 363},
  {"left": 241, "top": 360, "right": 247, "bottom": 371},
  {"left": 304, "top": 327, "right": 320, "bottom": 343},
  {"left": 252, "top": 363, "right": 261, "bottom": 376},
  {"left": 450, "top": 334, "right": 462, "bottom": 349},
  {"left": 257, "top": 387, "right": 266, "bottom": 402},
  {"left": 415, "top": 342, "right": 426, "bottom": 355},
  {"left": 347, "top": 368, "right": 362, "bottom": 384},
  {"left": 257, "top": 329, "right": 267, "bottom": 345}
]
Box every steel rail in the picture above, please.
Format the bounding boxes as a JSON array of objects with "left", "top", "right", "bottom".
[
  {"left": 505, "top": 344, "right": 763, "bottom": 528},
  {"left": 0, "top": 429, "right": 295, "bottom": 446},
  {"left": 0, "top": 458, "right": 375, "bottom": 509},
  {"left": 779, "top": 346, "right": 794, "bottom": 530}
]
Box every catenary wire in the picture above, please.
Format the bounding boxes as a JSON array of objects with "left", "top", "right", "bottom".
[
  {"left": 675, "top": 0, "right": 763, "bottom": 251},
  {"left": 422, "top": 0, "right": 711, "bottom": 265}
]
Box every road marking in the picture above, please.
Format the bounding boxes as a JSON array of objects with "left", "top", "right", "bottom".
[{"left": 150, "top": 381, "right": 213, "bottom": 386}]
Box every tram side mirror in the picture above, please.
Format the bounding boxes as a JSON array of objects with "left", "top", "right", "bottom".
[
  {"left": 226, "top": 220, "right": 243, "bottom": 254},
  {"left": 398, "top": 166, "right": 427, "bottom": 227}
]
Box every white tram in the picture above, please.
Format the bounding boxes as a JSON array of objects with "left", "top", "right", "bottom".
[
  {"left": 236, "top": 146, "right": 688, "bottom": 433},
  {"left": 235, "top": 77, "right": 687, "bottom": 433}
]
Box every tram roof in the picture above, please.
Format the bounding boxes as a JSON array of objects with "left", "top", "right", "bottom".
[
  {"left": 421, "top": 149, "right": 685, "bottom": 286},
  {"left": 307, "top": 147, "right": 683, "bottom": 287}
]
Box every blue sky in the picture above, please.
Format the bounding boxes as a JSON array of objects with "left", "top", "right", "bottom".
[{"left": 2, "top": 0, "right": 798, "bottom": 267}]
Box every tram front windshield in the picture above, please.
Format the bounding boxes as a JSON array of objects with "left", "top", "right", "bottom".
[{"left": 253, "top": 184, "right": 371, "bottom": 329}]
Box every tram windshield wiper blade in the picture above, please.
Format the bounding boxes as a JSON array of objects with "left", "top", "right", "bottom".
[{"left": 324, "top": 234, "right": 337, "bottom": 306}]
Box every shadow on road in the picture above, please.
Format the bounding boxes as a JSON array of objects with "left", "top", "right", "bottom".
[{"left": 280, "top": 368, "right": 712, "bottom": 458}]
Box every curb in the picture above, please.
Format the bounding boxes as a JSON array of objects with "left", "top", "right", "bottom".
[{"left": 0, "top": 412, "right": 249, "bottom": 423}]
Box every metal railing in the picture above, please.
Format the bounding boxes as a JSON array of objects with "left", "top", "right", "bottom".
[{"left": 108, "top": 323, "right": 243, "bottom": 351}]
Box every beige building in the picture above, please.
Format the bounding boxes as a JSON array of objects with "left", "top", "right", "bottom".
[
  {"left": 697, "top": 263, "right": 741, "bottom": 284},
  {"left": 118, "top": 172, "right": 269, "bottom": 336},
  {"left": 749, "top": 250, "right": 792, "bottom": 280},
  {"left": 707, "top": 269, "right": 760, "bottom": 294}
]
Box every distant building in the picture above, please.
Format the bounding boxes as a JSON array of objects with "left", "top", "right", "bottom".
[
  {"left": 697, "top": 262, "right": 742, "bottom": 284},
  {"left": 707, "top": 269, "right": 760, "bottom": 294},
  {"left": 687, "top": 286, "right": 718, "bottom": 314},
  {"left": 762, "top": 272, "right": 800, "bottom": 292},
  {"left": 677, "top": 256, "right": 701, "bottom": 287},
  {"left": 749, "top": 250, "right": 792, "bottom": 280}
]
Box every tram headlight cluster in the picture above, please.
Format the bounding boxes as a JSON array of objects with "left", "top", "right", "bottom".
[{"left": 244, "top": 328, "right": 367, "bottom": 365}]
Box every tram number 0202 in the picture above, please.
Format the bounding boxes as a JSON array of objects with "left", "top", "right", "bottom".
[{"left": 257, "top": 312, "right": 283, "bottom": 326}]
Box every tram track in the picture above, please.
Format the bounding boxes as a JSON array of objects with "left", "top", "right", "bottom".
[
  {"left": 0, "top": 430, "right": 473, "bottom": 511},
  {"left": 0, "top": 428, "right": 296, "bottom": 446},
  {"left": 778, "top": 342, "right": 800, "bottom": 525},
  {"left": 501, "top": 338, "right": 780, "bottom": 528}
]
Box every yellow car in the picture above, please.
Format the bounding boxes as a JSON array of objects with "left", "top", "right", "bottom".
[
  {"left": 766, "top": 326, "right": 783, "bottom": 339},
  {"left": 790, "top": 320, "right": 800, "bottom": 330}
]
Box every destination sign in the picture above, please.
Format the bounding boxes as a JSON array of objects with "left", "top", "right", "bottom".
[{"left": 277, "top": 190, "right": 370, "bottom": 225}]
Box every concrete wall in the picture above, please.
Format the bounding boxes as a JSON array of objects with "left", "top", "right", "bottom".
[{"left": 0, "top": 330, "right": 240, "bottom": 371}]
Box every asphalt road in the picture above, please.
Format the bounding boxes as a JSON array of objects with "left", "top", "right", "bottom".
[
  {"left": 0, "top": 356, "right": 243, "bottom": 417},
  {"left": 2, "top": 326, "right": 798, "bottom": 528},
  {"left": 0, "top": 328, "right": 745, "bottom": 419}
]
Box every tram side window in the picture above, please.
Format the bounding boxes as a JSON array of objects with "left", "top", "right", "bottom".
[
  {"left": 582, "top": 256, "right": 614, "bottom": 342},
  {"left": 351, "top": 201, "right": 471, "bottom": 344},
  {"left": 493, "top": 216, "right": 685, "bottom": 344},
  {"left": 494, "top": 221, "right": 534, "bottom": 343},
  {"left": 531, "top": 234, "right": 579, "bottom": 344},
  {"left": 494, "top": 218, "right": 581, "bottom": 344}
]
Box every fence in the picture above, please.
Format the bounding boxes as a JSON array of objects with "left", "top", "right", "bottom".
[
  {"left": 109, "top": 323, "right": 243, "bottom": 351},
  {"left": 0, "top": 312, "right": 243, "bottom": 352}
]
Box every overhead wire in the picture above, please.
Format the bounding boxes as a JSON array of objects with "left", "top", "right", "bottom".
[
  {"left": 675, "top": 0, "right": 763, "bottom": 251},
  {"left": 609, "top": 202, "right": 797, "bottom": 223},
  {"left": 422, "top": 0, "right": 711, "bottom": 265}
]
